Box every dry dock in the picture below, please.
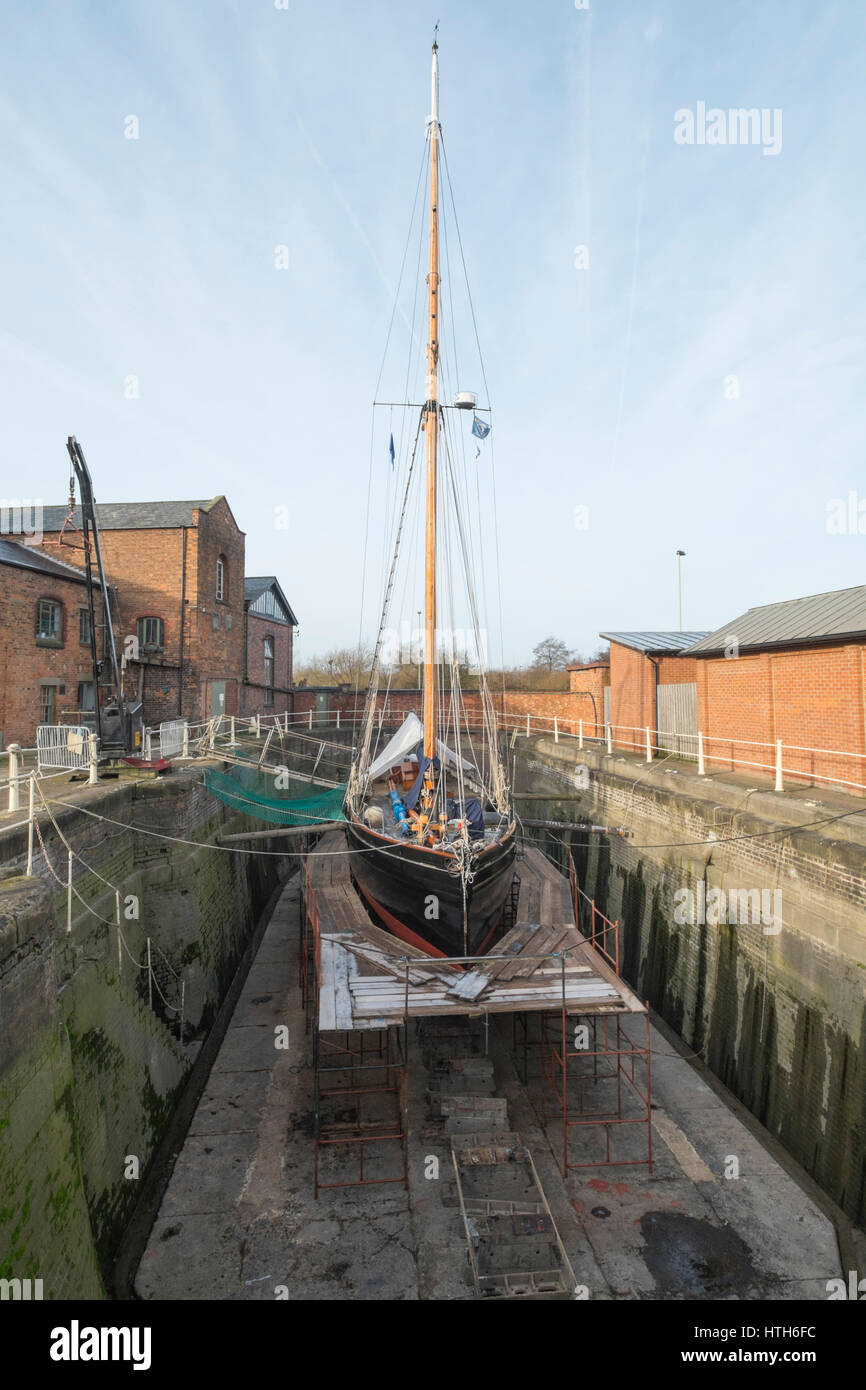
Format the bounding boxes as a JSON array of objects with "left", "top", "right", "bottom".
[{"left": 134, "top": 835, "right": 843, "bottom": 1301}]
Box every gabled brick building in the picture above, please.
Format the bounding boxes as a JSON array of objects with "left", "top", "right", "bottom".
[
  {"left": 38, "top": 497, "right": 246, "bottom": 728},
  {"left": 0, "top": 497, "right": 298, "bottom": 747},
  {"left": 242, "top": 577, "right": 297, "bottom": 717}
]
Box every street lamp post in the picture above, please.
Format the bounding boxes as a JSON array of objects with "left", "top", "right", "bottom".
[{"left": 676, "top": 550, "right": 686, "bottom": 632}]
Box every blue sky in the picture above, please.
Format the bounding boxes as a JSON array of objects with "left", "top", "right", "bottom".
[{"left": 1, "top": 0, "right": 864, "bottom": 666}]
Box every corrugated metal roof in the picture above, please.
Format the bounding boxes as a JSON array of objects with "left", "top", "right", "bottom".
[
  {"left": 685, "top": 584, "right": 866, "bottom": 654},
  {"left": 0, "top": 536, "right": 87, "bottom": 582},
  {"left": 599, "top": 631, "right": 709, "bottom": 655},
  {"left": 40, "top": 499, "right": 220, "bottom": 532}
]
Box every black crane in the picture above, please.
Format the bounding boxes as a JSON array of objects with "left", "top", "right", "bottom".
[{"left": 63, "top": 436, "right": 141, "bottom": 753}]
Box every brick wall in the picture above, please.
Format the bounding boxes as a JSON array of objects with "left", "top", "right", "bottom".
[
  {"left": 242, "top": 611, "right": 293, "bottom": 717},
  {"left": 288, "top": 684, "right": 603, "bottom": 736},
  {"left": 0, "top": 771, "right": 287, "bottom": 1295},
  {"left": 608, "top": 643, "right": 654, "bottom": 748},
  {"left": 0, "top": 560, "right": 101, "bottom": 746},
  {"left": 697, "top": 642, "right": 866, "bottom": 790},
  {"left": 607, "top": 645, "right": 699, "bottom": 752},
  {"left": 186, "top": 499, "right": 246, "bottom": 722},
  {"left": 567, "top": 664, "right": 608, "bottom": 736},
  {"left": 658, "top": 654, "right": 697, "bottom": 684},
  {"left": 519, "top": 736, "right": 866, "bottom": 1225}
]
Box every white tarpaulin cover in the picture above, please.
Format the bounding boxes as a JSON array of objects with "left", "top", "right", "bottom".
[
  {"left": 366, "top": 712, "right": 423, "bottom": 782},
  {"left": 366, "top": 711, "right": 478, "bottom": 783}
]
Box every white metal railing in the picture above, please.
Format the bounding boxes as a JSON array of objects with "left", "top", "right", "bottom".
[
  {"left": 136, "top": 705, "right": 866, "bottom": 799},
  {"left": 491, "top": 714, "right": 866, "bottom": 798},
  {"left": 2, "top": 733, "right": 99, "bottom": 816},
  {"left": 36, "top": 725, "right": 94, "bottom": 773}
]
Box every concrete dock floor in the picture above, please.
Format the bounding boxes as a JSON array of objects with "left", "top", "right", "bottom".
[{"left": 134, "top": 873, "right": 843, "bottom": 1301}]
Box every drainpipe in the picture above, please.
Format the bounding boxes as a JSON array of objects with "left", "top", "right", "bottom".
[
  {"left": 570, "top": 689, "right": 599, "bottom": 735},
  {"left": 647, "top": 655, "right": 660, "bottom": 750},
  {"left": 242, "top": 601, "right": 249, "bottom": 719},
  {"left": 177, "top": 528, "right": 187, "bottom": 716}
]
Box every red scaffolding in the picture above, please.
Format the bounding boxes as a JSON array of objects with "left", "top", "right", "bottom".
[
  {"left": 303, "top": 858, "right": 409, "bottom": 1198},
  {"left": 517, "top": 850, "right": 654, "bottom": 1177}
]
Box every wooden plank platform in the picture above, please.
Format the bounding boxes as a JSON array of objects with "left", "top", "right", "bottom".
[
  {"left": 514, "top": 845, "right": 574, "bottom": 926},
  {"left": 309, "top": 834, "right": 645, "bottom": 1032},
  {"left": 306, "top": 829, "right": 351, "bottom": 887}
]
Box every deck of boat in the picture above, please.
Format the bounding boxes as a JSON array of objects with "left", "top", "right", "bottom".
[{"left": 307, "top": 831, "right": 645, "bottom": 1031}]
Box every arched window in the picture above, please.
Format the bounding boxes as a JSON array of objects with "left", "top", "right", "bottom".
[{"left": 216, "top": 556, "right": 227, "bottom": 602}]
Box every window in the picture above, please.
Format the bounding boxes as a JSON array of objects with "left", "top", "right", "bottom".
[
  {"left": 137, "top": 616, "right": 165, "bottom": 652},
  {"left": 37, "top": 599, "right": 62, "bottom": 644},
  {"left": 39, "top": 684, "right": 55, "bottom": 725},
  {"left": 264, "top": 636, "right": 273, "bottom": 706},
  {"left": 216, "top": 556, "right": 226, "bottom": 602},
  {"left": 77, "top": 681, "right": 96, "bottom": 711},
  {"left": 79, "top": 608, "right": 92, "bottom": 645}
]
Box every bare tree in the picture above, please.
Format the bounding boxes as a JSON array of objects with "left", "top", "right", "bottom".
[
  {"left": 531, "top": 636, "right": 571, "bottom": 672},
  {"left": 294, "top": 645, "right": 374, "bottom": 688}
]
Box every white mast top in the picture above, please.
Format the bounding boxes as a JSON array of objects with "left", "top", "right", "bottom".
[{"left": 429, "top": 36, "right": 439, "bottom": 128}]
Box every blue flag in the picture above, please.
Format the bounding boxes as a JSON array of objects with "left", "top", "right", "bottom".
[
  {"left": 471, "top": 414, "right": 490, "bottom": 441},
  {"left": 389, "top": 433, "right": 395, "bottom": 468}
]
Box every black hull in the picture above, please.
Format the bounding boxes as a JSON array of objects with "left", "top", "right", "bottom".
[{"left": 345, "top": 816, "right": 517, "bottom": 957}]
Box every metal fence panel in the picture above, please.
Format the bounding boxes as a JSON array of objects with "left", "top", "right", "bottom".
[
  {"left": 36, "top": 725, "right": 91, "bottom": 771},
  {"left": 159, "top": 719, "right": 188, "bottom": 758},
  {"left": 657, "top": 683, "right": 698, "bottom": 758}
]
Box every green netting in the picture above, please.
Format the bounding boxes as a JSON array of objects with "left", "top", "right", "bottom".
[{"left": 203, "top": 766, "right": 347, "bottom": 826}]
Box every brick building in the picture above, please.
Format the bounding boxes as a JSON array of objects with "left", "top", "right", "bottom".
[
  {"left": 684, "top": 585, "right": 866, "bottom": 789},
  {"left": 242, "top": 578, "right": 297, "bottom": 717},
  {"left": 0, "top": 498, "right": 298, "bottom": 747},
  {"left": 598, "top": 632, "right": 707, "bottom": 752},
  {"left": 37, "top": 497, "right": 248, "bottom": 729},
  {"left": 0, "top": 537, "right": 105, "bottom": 746}
]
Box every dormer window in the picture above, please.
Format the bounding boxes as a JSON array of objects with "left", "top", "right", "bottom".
[{"left": 216, "top": 556, "right": 226, "bottom": 602}]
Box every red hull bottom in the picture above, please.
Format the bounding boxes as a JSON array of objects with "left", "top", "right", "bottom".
[
  {"left": 353, "top": 876, "right": 503, "bottom": 964},
  {"left": 353, "top": 876, "right": 451, "bottom": 959}
]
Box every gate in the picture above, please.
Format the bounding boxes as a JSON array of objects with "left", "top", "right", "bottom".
[
  {"left": 656, "top": 683, "right": 698, "bottom": 758},
  {"left": 159, "top": 719, "right": 188, "bottom": 758},
  {"left": 36, "top": 725, "right": 92, "bottom": 772}
]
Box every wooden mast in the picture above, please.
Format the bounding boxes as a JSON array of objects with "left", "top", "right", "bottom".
[{"left": 423, "top": 36, "right": 440, "bottom": 763}]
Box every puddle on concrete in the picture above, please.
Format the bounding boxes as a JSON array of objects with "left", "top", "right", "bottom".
[{"left": 640, "top": 1212, "right": 774, "bottom": 1299}]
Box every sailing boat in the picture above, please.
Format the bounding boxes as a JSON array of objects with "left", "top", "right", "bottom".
[{"left": 344, "top": 36, "right": 516, "bottom": 958}]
